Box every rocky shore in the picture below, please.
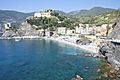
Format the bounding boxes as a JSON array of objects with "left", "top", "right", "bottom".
[
  {"left": 99, "top": 16, "right": 120, "bottom": 69},
  {"left": 98, "top": 16, "right": 120, "bottom": 79},
  {"left": 1, "top": 22, "right": 41, "bottom": 39}
]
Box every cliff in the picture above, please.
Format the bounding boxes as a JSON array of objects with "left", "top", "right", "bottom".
[
  {"left": 99, "top": 15, "right": 120, "bottom": 71},
  {"left": 2, "top": 30, "right": 16, "bottom": 39},
  {"left": 109, "top": 15, "right": 120, "bottom": 39},
  {"left": 16, "top": 22, "right": 40, "bottom": 36},
  {"left": 1, "top": 22, "right": 42, "bottom": 39}
]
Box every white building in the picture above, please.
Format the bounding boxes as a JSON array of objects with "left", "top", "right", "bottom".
[
  {"left": 66, "top": 29, "right": 75, "bottom": 35},
  {"left": 34, "top": 13, "right": 42, "bottom": 18},
  {"left": 57, "top": 27, "right": 67, "bottom": 35},
  {"left": 101, "top": 24, "right": 108, "bottom": 29},
  {"left": 75, "top": 23, "right": 84, "bottom": 34},
  {"left": 76, "top": 23, "right": 91, "bottom": 35},
  {"left": 4, "top": 23, "right": 11, "bottom": 30},
  {"left": 34, "top": 10, "right": 51, "bottom": 18},
  {"left": 80, "top": 27, "right": 90, "bottom": 35},
  {"left": 85, "top": 24, "right": 89, "bottom": 27},
  {"left": 45, "top": 31, "right": 50, "bottom": 37}
]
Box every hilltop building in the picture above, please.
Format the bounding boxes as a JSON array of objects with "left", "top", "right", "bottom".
[{"left": 34, "top": 10, "right": 52, "bottom": 18}]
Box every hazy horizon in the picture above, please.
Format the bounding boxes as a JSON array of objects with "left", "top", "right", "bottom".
[
  {"left": 0, "top": 6, "right": 119, "bottom": 13},
  {"left": 0, "top": 0, "right": 119, "bottom": 13}
]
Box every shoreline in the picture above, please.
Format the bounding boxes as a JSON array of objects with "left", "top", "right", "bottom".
[
  {"left": 0, "top": 36, "right": 40, "bottom": 40},
  {"left": 0, "top": 36, "right": 99, "bottom": 54},
  {"left": 43, "top": 37, "right": 99, "bottom": 54}
]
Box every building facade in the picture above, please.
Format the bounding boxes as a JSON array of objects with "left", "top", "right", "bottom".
[
  {"left": 4, "top": 23, "right": 11, "bottom": 30},
  {"left": 57, "top": 27, "right": 67, "bottom": 35},
  {"left": 34, "top": 10, "right": 51, "bottom": 18}
]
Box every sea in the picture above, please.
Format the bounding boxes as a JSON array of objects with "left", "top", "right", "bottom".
[{"left": 0, "top": 39, "right": 100, "bottom": 80}]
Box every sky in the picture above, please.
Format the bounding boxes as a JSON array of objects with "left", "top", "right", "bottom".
[{"left": 0, "top": 0, "right": 120, "bottom": 13}]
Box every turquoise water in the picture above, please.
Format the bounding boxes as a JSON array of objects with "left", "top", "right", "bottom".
[{"left": 0, "top": 39, "right": 100, "bottom": 80}]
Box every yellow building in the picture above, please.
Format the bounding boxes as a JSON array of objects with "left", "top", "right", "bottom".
[{"left": 34, "top": 10, "right": 51, "bottom": 18}]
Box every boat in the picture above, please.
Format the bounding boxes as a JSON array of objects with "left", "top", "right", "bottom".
[
  {"left": 15, "top": 38, "right": 21, "bottom": 42},
  {"left": 71, "top": 75, "right": 83, "bottom": 80}
]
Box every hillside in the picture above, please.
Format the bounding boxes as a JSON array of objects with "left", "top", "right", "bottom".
[
  {"left": 76, "top": 10, "right": 120, "bottom": 25},
  {"left": 0, "top": 10, "right": 33, "bottom": 24},
  {"left": 0, "top": 7, "right": 118, "bottom": 28},
  {"left": 54, "top": 10, "right": 66, "bottom": 16},
  {"left": 68, "top": 7, "right": 116, "bottom": 16}
]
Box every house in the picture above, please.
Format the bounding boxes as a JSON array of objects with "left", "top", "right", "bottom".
[
  {"left": 45, "top": 31, "right": 50, "bottom": 37},
  {"left": 66, "top": 29, "right": 75, "bottom": 35},
  {"left": 80, "top": 25, "right": 91, "bottom": 35},
  {"left": 88, "top": 27, "right": 96, "bottom": 35},
  {"left": 34, "top": 10, "right": 51, "bottom": 18},
  {"left": 4, "top": 23, "right": 11, "bottom": 30},
  {"left": 85, "top": 24, "right": 89, "bottom": 27},
  {"left": 57, "top": 27, "right": 67, "bottom": 35},
  {"left": 75, "top": 23, "right": 84, "bottom": 34}
]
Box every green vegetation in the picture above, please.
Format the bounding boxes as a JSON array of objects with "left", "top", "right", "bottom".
[
  {"left": 71, "top": 10, "right": 120, "bottom": 26},
  {"left": 27, "top": 9, "right": 120, "bottom": 34},
  {"left": 97, "top": 61, "right": 119, "bottom": 80},
  {"left": 68, "top": 7, "right": 115, "bottom": 17},
  {"left": 0, "top": 10, "right": 33, "bottom": 25},
  {"left": 27, "top": 10, "right": 75, "bottom": 31},
  {"left": 0, "top": 7, "right": 119, "bottom": 29}
]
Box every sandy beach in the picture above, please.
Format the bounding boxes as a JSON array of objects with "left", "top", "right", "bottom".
[{"left": 43, "top": 37, "right": 99, "bottom": 54}]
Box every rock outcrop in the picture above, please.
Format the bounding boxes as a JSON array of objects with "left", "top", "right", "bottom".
[
  {"left": 17, "top": 22, "right": 40, "bottom": 36},
  {"left": 1, "top": 22, "right": 42, "bottom": 38},
  {"left": 109, "top": 15, "right": 120, "bottom": 39},
  {"left": 2, "top": 30, "right": 16, "bottom": 39},
  {"left": 99, "top": 15, "right": 120, "bottom": 70}
]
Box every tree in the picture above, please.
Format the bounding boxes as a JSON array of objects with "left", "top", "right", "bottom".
[
  {"left": 58, "top": 16, "right": 65, "bottom": 21},
  {"left": 63, "top": 18, "right": 75, "bottom": 29},
  {"left": 41, "top": 17, "right": 48, "bottom": 36},
  {"left": 51, "top": 11, "right": 59, "bottom": 17}
]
